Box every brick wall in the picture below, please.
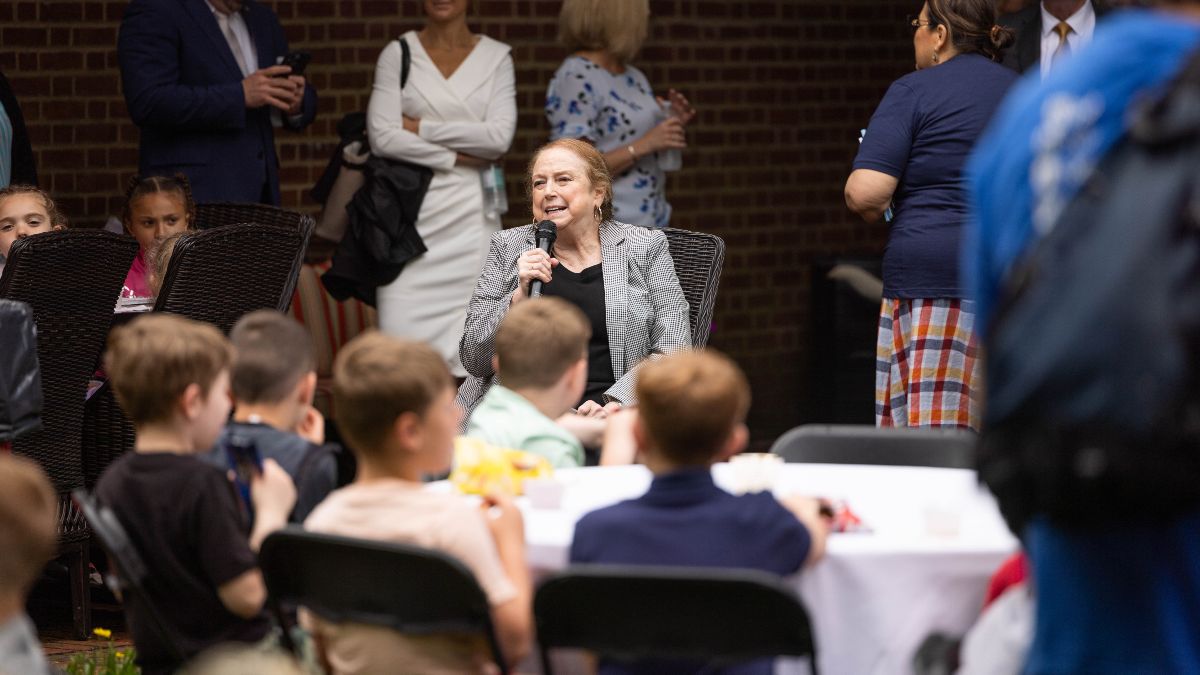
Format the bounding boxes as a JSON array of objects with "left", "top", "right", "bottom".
[{"left": 0, "top": 0, "right": 921, "bottom": 446}]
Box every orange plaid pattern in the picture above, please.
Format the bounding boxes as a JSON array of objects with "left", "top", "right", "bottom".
[{"left": 876, "top": 298, "right": 981, "bottom": 431}]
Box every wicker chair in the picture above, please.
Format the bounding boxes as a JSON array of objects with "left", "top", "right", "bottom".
[
  {"left": 0, "top": 230, "right": 139, "bottom": 638},
  {"left": 154, "top": 221, "right": 313, "bottom": 331},
  {"left": 659, "top": 227, "right": 725, "bottom": 347},
  {"left": 81, "top": 222, "right": 314, "bottom": 502},
  {"left": 193, "top": 201, "right": 314, "bottom": 234}
]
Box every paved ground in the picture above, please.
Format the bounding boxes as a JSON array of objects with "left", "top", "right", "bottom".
[{"left": 29, "top": 574, "right": 133, "bottom": 668}]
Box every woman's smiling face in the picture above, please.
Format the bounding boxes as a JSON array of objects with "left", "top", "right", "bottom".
[{"left": 529, "top": 146, "right": 605, "bottom": 233}]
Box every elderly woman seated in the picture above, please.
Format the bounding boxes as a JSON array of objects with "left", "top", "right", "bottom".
[{"left": 457, "top": 138, "right": 690, "bottom": 433}]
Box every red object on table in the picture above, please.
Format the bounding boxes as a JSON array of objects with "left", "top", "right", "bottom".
[{"left": 983, "top": 552, "right": 1028, "bottom": 609}]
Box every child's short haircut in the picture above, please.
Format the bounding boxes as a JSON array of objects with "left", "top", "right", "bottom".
[
  {"left": 105, "top": 313, "right": 233, "bottom": 426},
  {"left": 333, "top": 332, "right": 453, "bottom": 457},
  {"left": 496, "top": 297, "right": 591, "bottom": 389},
  {"left": 635, "top": 349, "right": 751, "bottom": 466},
  {"left": 0, "top": 454, "right": 57, "bottom": 595},
  {"left": 229, "top": 310, "right": 317, "bottom": 405},
  {"left": 148, "top": 231, "right": 185, "bottom": 297},
  {"left": 0, "top": 184, "right": 69, "bottom": 228}
]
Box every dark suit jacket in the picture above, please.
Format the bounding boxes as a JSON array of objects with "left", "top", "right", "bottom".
[
  {"left": 0, "top": 70, "right": 37, "bottom": 186},
  {"left": 117, "top": 0, "right": 317, "bottom": 205},
  {"left": 1000, "top": 1, "right": 1110, "bottom": 75}
]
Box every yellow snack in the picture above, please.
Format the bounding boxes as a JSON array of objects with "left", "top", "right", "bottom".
[{"left": 451, "top": 436, "right": 553, "bottom": 496}]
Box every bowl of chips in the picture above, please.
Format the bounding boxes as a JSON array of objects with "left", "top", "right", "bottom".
[{"left": 450, "top": 436, "right": 553, "bottom": 496}]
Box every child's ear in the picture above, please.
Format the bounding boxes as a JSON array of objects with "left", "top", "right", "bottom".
[
  {"left": 491, "top": 354, "right": 500, "bottom": 374},
  {"left": 716, "top": 423, "right": 749, "bottom": 462},
  {"left": 392, "top": 411, "right": 422, "bottom": 454},
  {"left": 179, "top": 382, "right": 203, "bottom": 421},
  {"left": 631, "top": 413, "right": 648, "bottom": 455},
  {"left": 297, "top": 371, "right": 317, "bottom": 406}
]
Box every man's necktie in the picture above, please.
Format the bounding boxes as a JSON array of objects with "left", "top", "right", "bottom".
[{"left": 1051, "top": 21, "right": 1073, "bottom": 68}]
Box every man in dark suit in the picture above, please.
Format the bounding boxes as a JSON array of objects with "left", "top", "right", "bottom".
[
  {"left": 1000, "top": 0, "right": 1111, "bottom": 77},
  {"left": 117, "top": 0, "right": 318, "bottom": 205}
]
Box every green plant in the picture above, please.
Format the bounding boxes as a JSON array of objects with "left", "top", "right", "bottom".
[{"left": 64, "top": 628, "right": 139, "bottom": 675}]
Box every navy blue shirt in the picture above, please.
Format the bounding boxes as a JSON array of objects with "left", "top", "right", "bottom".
[
  {"left": 206, "top": 421, "right": 338, "bottom": 523},
  {"left": 570, "top": 468, "right": 812, "bottom": 675},
  {"left": 853, "top": 53, "right": 1016, "bottom": 299}
]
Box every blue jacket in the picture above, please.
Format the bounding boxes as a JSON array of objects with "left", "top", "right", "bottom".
[{"left": 117, "top": 0, "right": 317, "bottom": 205}]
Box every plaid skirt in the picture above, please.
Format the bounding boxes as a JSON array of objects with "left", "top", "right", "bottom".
[{"left": 875, "top": 298, "right": 981, "bottom": 431}]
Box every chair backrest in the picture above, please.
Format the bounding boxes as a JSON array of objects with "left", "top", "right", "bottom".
[
  {"left": 769, "top": 424, "right": 976, "bottom": 469},
  {"left": 259, "top": 527, "right": 509, "bottom": 674},
  {"left": 194, "top": 202, "right": 314, "bottom": 234},
  {"left": 0, "top": 231, "right": 138, "bottom": 493},
  {"left": 71, "top": 488, "right": 185, "bottom": 662},
  {"left": 660, "top": 227, "right": 725, "bottom": 347},
  {"left": 0, "top": 299, "right": 42, "bottom": 442},
  {"left": 153, "top": 222, "right": 312, "bottom": 332},
  {"left": 534, "top": 565, "right": 817, "bottom": 674}
]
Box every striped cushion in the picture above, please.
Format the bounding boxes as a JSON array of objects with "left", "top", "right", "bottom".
[{"left": 288, "top": 261, "right": 377, "bottom": 417}]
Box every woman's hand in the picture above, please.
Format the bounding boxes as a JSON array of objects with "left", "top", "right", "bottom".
[
  {"left": 511, "top": 247, "right": 558, "bottom": 304},
  {"left": 402, "top": 115, "right": 421, "bottom": 134},
  {"left": 577, "top": 400, "right": 622, "bottom": 419},
  {"left": 641, "top": 117, "right": 686, "bottom": 154},
  {"left": 661, "top": 89, "right": 696, "bottom": 126},
  {"left": 456, "top": 152, "right": 490, "bottom": 169}
]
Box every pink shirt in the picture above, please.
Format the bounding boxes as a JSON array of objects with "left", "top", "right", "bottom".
[{"left": 121, "top": 249, "right": 151, "bottom": 299}]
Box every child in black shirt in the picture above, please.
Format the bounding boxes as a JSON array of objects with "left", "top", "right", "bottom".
[{"left": 95, "top": 314, "right": 295, "bottom": 675}]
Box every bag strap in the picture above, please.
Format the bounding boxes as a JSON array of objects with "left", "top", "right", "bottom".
[{"left": 399, "top": 36, "right": 411, "bottom": 89}]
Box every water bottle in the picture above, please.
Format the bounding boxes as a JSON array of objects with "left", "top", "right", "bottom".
[
  {"left": 480, "top": 164, "right": 508, "bottom": 217},
  {"left": 657, "top": 101, "right": 682, "bottom": 172}
]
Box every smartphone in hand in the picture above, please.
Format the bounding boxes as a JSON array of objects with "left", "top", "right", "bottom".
[
  {"left": 277, "top": 50, "right": 311, "bottom": 77},
  {"left": 224, "top": 432, "right": 263, "bottom": 520}
]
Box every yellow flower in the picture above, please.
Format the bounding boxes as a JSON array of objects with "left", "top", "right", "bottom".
[
  {"left": 116, "top": 652, "right": 125, "bottom": 659},
  {"left": 92, "top": 627, "right": 112, "bottom": 639}
]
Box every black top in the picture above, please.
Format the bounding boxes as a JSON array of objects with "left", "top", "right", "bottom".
[
  {"left": 543, "top": 262, "right": 616, "bottom": 406},
  {"left": 95, "top": 453, "right": 272, "bottom": 674}
]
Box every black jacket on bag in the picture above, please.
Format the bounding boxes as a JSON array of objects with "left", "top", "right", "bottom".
[{"left": 320, "top": 155, "right": 432, "bottom": 307}]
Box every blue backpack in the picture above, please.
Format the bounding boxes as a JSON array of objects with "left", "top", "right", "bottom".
[{"left": 980, "top": 51, "right": 1200, "bottom": 531}]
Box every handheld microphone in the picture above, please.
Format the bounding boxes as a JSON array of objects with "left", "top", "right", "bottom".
[{"left": 529, "top": 220, "right": 558, "bottom": 298}]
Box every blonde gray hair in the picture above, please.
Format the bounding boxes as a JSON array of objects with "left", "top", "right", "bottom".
[{"left": 558, "top": 0, "right": 649, "bottom": 65}]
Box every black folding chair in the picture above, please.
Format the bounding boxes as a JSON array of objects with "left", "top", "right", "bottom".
[
  {"left": 769, "top": 424, "right": 976, "bottom": 469},
  {"left": 259, "top": 527, "right": 509, "bottom": 674},
  {"left": 535, "top": 565, "right": 818, "bottom": 675},
  {"left": 71, "top": 488, "right": 186, "bottom": 664}
]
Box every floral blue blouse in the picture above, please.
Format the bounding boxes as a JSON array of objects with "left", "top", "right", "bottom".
[{"left": 545, "top": 56, "right": 671, "bottom": 228}]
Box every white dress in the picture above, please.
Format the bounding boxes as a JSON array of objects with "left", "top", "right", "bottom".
[{"left": 367, "top": 31, "right": 516, "bottom": 376}]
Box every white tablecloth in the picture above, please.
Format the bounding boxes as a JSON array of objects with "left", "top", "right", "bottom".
[{"left": 514, "top": 463, "right": 1019, "bottom": 675}]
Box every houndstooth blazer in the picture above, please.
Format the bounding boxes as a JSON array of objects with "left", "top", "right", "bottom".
[{"left": 456, "top": 219, "right": 691, "bottom": 421}]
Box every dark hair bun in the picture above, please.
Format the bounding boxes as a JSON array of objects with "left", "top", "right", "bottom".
[{"left": 990, "top": 24, "right": 1016, "bottom": 51}]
